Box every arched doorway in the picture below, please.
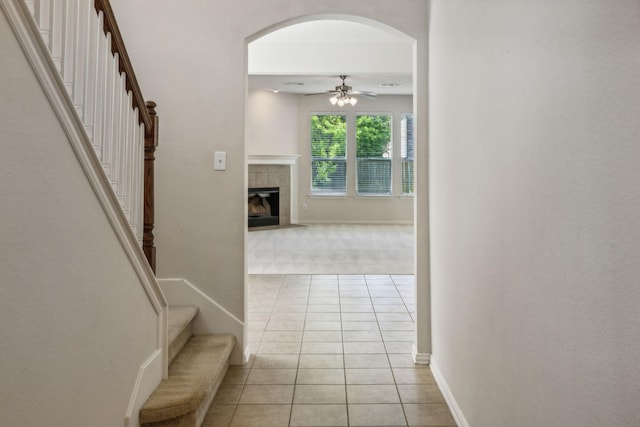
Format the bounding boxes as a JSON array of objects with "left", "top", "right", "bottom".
[{"left": 244, "top": 16, "right": 431, "bottom": 365}]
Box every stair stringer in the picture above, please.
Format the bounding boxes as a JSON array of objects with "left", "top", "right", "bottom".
[
  {"left": 124, "top": 348, "right": 163, "bottom": 427},
  {"left": 158, "top": 279, "right": 247, "bottom": 365}
]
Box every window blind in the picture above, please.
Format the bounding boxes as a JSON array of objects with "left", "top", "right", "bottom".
[
  {"left": 401, "top": 113, "right": 414, "bottom": 194},
  {"left": 356, "top": 114, "right": 392, "bottom": 195},
  {"left": 310, "top": 114, "right": 347, "bottom": 194}
]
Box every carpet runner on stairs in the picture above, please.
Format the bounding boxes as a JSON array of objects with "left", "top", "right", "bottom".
[{"left": 140, "top": 306, "right": 236, "bottom": 427}]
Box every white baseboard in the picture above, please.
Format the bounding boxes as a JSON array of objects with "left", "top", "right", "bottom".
[
  {"left": 412, "top": 350, "right": 431, "bottom": 365},
  {"left": 244, "top": 346, "right": 252, "bottom": 365},
  {"left": 158, "top": 278, "right": 245, "bottom": 365},
  {"left": 124, "top": 350, "right": 163, "bottom": 427},
  {"left": 430, "top": 357, "right": 471, "bottom": 427}
]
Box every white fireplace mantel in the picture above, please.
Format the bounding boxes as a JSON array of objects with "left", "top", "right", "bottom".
[{"left": 248, "top": 154, "right": 301, "bottom": 165}]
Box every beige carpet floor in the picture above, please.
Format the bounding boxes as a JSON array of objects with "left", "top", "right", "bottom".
[{"left": 248, "top": 224, "right": 415, "bottom": 275}]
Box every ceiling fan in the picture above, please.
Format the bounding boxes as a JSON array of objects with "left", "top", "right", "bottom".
[{"left": 306, "top": 75, "right": 377, "bottom": 106}]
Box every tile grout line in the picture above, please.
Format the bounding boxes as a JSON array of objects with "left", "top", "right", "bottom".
[
  {"left": 392, "top": 276, "right": 412, "bottom": 427},
  {"left": 339, "top": 274, "right": 350, "bottom": 426},
  {"left": 289, "top": 274, "right": 312, "bottom": 426},
  {"left": 368, "top": 274, "right": 411, "bottom": 427}
]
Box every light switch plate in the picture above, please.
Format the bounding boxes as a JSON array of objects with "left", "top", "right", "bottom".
[{"left": 214, "top": 151, "right": 226, "bottom": 170}]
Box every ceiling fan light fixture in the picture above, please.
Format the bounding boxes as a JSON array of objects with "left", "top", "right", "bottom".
[
  {"left": 331, "top": 93, "right": 357, "bottom": 107},
  {"left": 307, "top": 75, "right": 375, "bottom": 106}
]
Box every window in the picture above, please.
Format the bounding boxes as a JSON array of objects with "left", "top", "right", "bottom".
[
  {"left": 356, "top": 114, "right": 392, "bottom": 195},
  {"left": 401, "top": 113, "right": 414, "bottom": 194},
  {"left": 310, "top": 114, "right": 347, "bottom": 194}
]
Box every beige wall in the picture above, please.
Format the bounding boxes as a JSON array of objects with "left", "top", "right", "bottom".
[
  {"left": 110, "top": 0, "right": 429, "bottom": 335},
  {"left": 0, "top": 10, "right": 159, "bottom": 425},
  {"left": 247, "top": 90, "right": 300, "bottom": 155},
  {"left": 429, "top": 0, "right": 640, "bottom": 425}
]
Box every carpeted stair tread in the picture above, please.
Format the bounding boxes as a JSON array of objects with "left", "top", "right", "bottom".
[
  {"left": 168, "top": 306, "right": 199, "bottom": 347},
  {"left": 167, "top": 306, "right": 199, "bottom": 365},
  {"left": 140, "top": 334, "right": 236, "bottom": 425}
]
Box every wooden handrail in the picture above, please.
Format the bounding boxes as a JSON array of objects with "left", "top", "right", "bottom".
[
  {"left": 93, "top": 0, "right": 152, "bottom": 133},
  {"left": 93, "top": 0, "right": 158, "bottom": 272}
]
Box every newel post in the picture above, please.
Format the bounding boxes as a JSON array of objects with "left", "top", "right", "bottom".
[{"left": 143, "top": 101, "right": 159, "bottom": 272}]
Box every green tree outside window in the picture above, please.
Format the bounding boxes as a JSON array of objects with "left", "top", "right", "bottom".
[
  {"left": 311, "top": 114, "right": 347, "bottom": 192},
  {"left": 356, "top": 114, "right": 392, "bottom": 194}
]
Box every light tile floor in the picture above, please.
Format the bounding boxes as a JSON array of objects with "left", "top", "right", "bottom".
[{"left": 203, "top": 274, "right": 457, "bottom": 427}]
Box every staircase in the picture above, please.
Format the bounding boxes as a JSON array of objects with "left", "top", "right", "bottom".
[
  {"left": 3, "top": 1, "right": 240, "bottom": 425},
  {"left": 140, "top": 306, "right": 236, "bottom": 427}
]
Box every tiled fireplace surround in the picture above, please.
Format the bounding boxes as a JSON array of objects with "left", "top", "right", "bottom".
[{"left": 248, "top": 164, "right": 291, "bottom": 226}]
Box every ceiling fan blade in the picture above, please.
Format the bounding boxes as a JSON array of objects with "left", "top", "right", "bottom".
[
  {"left": 352, "top": 90, "right": 377, "bottom": 98},
  {"left": 304, "top": 90, "right": 338, "bottom": 96},
  {"left": 302, "top": 77, "right": 377, "bottom": 99}
]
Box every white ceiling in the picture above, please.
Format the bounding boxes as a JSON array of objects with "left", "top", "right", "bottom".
[{"left": 248, "top": 20, "right": 414, "bottom": 96}]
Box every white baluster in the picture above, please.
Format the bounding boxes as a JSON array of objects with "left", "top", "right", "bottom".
[
  {"left": 118, "top": 80, "right": 129, "bottom": 205},
  {"left": 93, "top": 12, "right": 106, "bottom": 161},
  {"left": 34, "top": 0, "right": 52, "bottom": 49},
  {"left": 130, "top": 116, "right": 138, "bottom": 238},
  {"left": 134, "top": 113, "right": 141, "bottom": 240},
  {"left": 129, "top": 104, "right": 139, "bottom": 227},
  {"left": 72, "top": 0, "right": 87, "bottom": 119},
  {"left": 123, "top": 92, "right": 131, "bottom": 214},
  {"left": 83, "top": 1, "right": 99, "bottom": 142},
  {"left": 61, "top": 0, "right": 76, "bottom": 93},
  {"left": 114, "top": 71, "right": 124, "bottom": 200},
  {"left": 26, "top": 0, "right": 35, "bottom": 15},
  {"left": 139, "top": 124, "right": 146, "bottom": 244},
  {"left": 110, "top": 55, "right": 122, "bottom": 197},
  {"left": 102, "top": 34, "right": 114, "bottom": 178},
  {"left": 49, "top": 0, "right": 64, "bottom": 72},
  {"left": 121, "top": 89, "right": 133, "bottom": 220},
  {"left": 135, "top": 122, "right": 144, "bottom": 243},
  {"left": 132, "top": 121, "right": 139, "bottom": 242},
  {"left": 126, "top": 106, "right": 137, "bottom": 230},
  {"left": 128, "top": 109, "right": 138, "bottom": 237}
]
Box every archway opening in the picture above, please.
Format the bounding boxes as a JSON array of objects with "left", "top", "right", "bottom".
[{"left": 244, "top": 16, "right": 428, "bottom": 365}]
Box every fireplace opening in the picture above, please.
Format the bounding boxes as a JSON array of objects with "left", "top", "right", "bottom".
[{"left": 248, "top": 187, "right": 279, "bottom": 228}]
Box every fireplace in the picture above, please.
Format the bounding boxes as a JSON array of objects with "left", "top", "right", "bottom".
[
  {"left": 248, "top": 187, "right": 279, "bottom": 228},
  {"left": 248, "top": 158, "right": 299, "bottom": 227}
]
